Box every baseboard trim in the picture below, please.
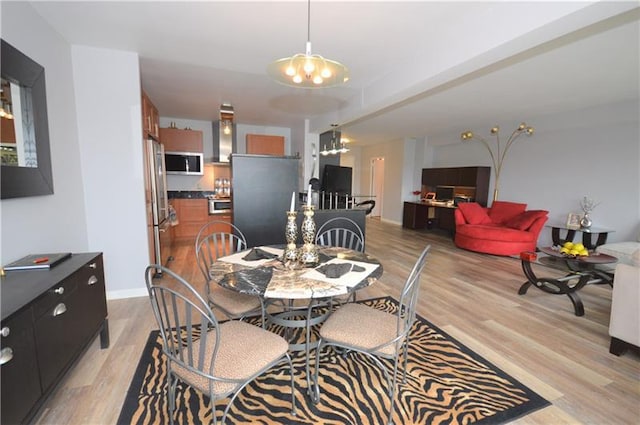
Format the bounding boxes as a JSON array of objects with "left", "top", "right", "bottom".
[{"left": 107, "top": 287, "right": 148, "bottom": 300}]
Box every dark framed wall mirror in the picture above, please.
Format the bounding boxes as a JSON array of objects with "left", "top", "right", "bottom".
[{"left": 1, "top": 39, "right": 53, "bottom": 199}]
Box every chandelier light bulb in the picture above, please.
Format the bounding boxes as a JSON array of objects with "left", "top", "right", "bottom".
[
  {"left": 490, "top": 126, "right": 499, "bottom": 134},
  {"left": 285, "top": 65, "right": 296, "bottom": 77},
  {"left": 293, "top": 74, "right": 303, "bottom": 84},
  {"left": 321, "top": 68, "right": 331, "bottom": 78},
  {"left": 313, "top": 75, "right": 323, "bottom": 84},
  {"left": 304, "top": 59, "right": 315, "bottom": 74}
]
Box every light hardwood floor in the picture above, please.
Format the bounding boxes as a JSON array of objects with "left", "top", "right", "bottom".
[{"left": 34, "top": 218, "right": 639, "bottom": 424}]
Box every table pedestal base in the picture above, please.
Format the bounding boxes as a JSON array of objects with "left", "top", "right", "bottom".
[
  {"left": 519, "top": 255, "right": 613, "bottom": 316},
  {"left": 266, "top": 299, "right": 334, "bottom": 397}
]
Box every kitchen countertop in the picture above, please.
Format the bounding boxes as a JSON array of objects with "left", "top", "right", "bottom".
[{"left": 168, "top": 190, "right": 215, "bottom": 199}]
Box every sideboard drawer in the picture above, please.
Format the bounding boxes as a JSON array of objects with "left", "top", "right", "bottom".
[
  {"left": 0, "top": 306, "right": 42, "bottom": 425},
  {"left": 32, "top": 276, "right": 78, "bottom": 319}
]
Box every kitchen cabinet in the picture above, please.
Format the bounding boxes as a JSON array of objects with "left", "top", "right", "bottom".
[
  {"left": 1, "top": 116, "right": 16, "bottom": 143},
  {"left": 246, "top": 134, "right": 285, "bottom": 156},
  {"left": 160, "top": 128, "right": 203, "bottom": 153},
  {"left": 142, "top": 91, "right": 159, "bottom": 139},
  {"left": 1, "top": 253, "right": 109, "bottom": 424},
  {"left": 172, "top": 198, "right": 211, "bottom": 241}
]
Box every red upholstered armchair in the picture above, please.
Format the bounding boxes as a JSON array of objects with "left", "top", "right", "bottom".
[{"left": 454, "top": 201, "right": 548, "bottom": 256}]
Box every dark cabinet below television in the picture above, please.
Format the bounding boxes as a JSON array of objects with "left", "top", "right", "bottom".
[{"left": 1, "top": 253, "right": 109, "bottom": 424}]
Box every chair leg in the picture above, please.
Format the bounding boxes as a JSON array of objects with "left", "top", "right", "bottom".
[
  {"left": 311, "top": 340, "right": 325, "bottom": 404},
  {"left": 168, "top": 373, "right": 177, "bottom": 425},
  {"left": 285, "top": 353, "right": 297, "bottom": 416},
  {"left": 402, "top": 338, "right": 410, "bottom": 384}
]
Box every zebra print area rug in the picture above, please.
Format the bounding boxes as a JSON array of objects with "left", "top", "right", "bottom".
[{"left": 118, "top": 297, "right": 549, "bottom": 424}]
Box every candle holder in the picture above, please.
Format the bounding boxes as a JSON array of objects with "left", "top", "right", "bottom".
[
  {"left": 299, "top": 205, "right": 319, "bottom": 266},
  {"left": 283, "top": 211, "right": 299, "bottom": 262}
]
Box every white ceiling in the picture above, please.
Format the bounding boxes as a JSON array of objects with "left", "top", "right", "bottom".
[{"left": 29, "top": 1, "right": 639, "bottom": 147}]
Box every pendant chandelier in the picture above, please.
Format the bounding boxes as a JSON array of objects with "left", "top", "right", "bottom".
[
  {"left": 320, "top": 124, "right": 349, "bottom": 156},
  {"left": 267, "top": 0, "right": 349, "bottom": 88}
]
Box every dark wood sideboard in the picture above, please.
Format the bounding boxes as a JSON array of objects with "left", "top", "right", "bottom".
[
  {"left": 403, "top": 166, "right": 490, "bottom": 232},
  {"left": 1, "top": 252, "right": 109, "bottom": 424}
]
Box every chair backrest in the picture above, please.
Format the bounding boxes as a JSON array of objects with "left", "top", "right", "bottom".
[
  {"left": 315, "top": 217, "right": 365, "bottom": 252},
  {"left": 396, "top": 245, "right": 430, "bottom": 339},
  {"left": 195, "top": 221, "right": 247, "bottom": 282},
  {"left": 145, "top": 265, "right": 221, "bottom": 380},
  {"left": 355, "top": 199, "right": 376, "bottom": 215}
]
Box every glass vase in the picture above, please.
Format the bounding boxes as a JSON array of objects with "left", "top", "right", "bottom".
[{"left": 580, "top": 213, "right": 592, "bottom": 229}]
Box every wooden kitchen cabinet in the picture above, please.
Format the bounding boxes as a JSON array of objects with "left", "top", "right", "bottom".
[
  {"left": 172, "top": 198, "right": 232, "bottom": 242},
  {"left": 172, "top": 198, "right": 209, "bottom": 241},
  {"left": 1, "top": 253, "right": 109, "bottom": 424},
  {"left": 142, "top": 90, "right": 159, "bottom": 139},
  {"left": 246, "top": 134, "right": 285, "bottom": 156},
  {"left": 160, "top": 128, "right": 203, "bottom": 153}
]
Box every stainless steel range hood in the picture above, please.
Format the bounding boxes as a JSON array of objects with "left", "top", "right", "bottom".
[{"left": 212, "top": 103, "right": 236, "bottom": 162}]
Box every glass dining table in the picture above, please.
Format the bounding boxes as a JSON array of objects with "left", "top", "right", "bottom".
[{"left": 208, "top": 245, "right": 383, "bottom": 391}]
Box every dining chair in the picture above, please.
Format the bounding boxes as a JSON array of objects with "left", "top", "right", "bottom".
[
  {"left": 195, "top": 221, "right": 266, "bottom": 326},
  {"left": 315, "top": 217, "right": 365, "bottom": 252},
  {"left": 311, "top": 244, "right": 430, "bottom": 425},
  {"left": 315, "top": 216, "right": 365, "bottom": 304},
  {"left": 144, "top": 265, "right": 296, "bottom": 425},
  {"left": 355, "top": 199, "right": 376, "bottom": 215}
]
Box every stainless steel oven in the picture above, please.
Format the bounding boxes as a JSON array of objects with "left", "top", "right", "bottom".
[{"left": 208, "top": 198, "right": 231, "bottom": 215}]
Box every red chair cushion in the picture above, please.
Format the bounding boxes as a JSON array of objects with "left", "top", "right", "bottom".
[
  {"left": 505, "top": 210, "right": 548, "bottom": 231},
  {"left": 488, "top": 201, "right": 527, "bottom": 224},
  {"left": 457, "top": 202, "right": 492, "bottom": 225}
]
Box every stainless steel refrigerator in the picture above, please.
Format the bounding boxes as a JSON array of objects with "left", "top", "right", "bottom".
[{"left": 145, "top": 138, "right": 172, "bottom": 269}]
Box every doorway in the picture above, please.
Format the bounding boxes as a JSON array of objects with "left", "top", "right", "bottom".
[{"left": 370, "top": 157, "right": 384, "bottom": 217}]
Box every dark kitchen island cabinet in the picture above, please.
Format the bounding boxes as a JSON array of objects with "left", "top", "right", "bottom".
[
  {"left": 1, "top": 253, "right": 109, "bottom": 424},
  {"left": 231, "top": 154, "right": 299, "bottom": 247}
]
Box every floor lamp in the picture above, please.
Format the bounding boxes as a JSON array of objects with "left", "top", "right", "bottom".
[{"left": 461, "top": 123, "right": 534, "bottom": 201}]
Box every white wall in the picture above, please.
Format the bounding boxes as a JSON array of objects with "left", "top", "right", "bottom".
[
  {"left": 428, "top": 100, "right": 640, "bottom": 246},
  {"left": 71, "top": 45, "right": 149, "bottom": 298},
  {"left": 359, "top": 140, "right": 406, "bottom": 225},
  {"left": 1, "top": 2, "right": 89, "bottom": 264}
]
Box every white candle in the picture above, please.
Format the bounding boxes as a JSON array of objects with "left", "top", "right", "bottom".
[
  {"left": 307, "top": 185, "right": 312, "bottom": 206},
  {"left": 290, "top": 192, "right": 295, "bottom": 212}
]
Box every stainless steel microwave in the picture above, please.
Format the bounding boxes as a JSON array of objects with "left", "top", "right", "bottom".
[{"left": 164, "top": 151, "right": 204, "bottom": 175}]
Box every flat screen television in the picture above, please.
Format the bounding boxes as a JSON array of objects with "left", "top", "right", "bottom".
[
  {"left": 321, "top": 165, "right": 353, "bottom": 194},
  {"left": 435, "top": 185, "right": 455, "bottom": 201}
]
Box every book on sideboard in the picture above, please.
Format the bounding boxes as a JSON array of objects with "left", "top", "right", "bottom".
[{"left": 3, "top": 252, "right": 72, "bottom": 271}]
